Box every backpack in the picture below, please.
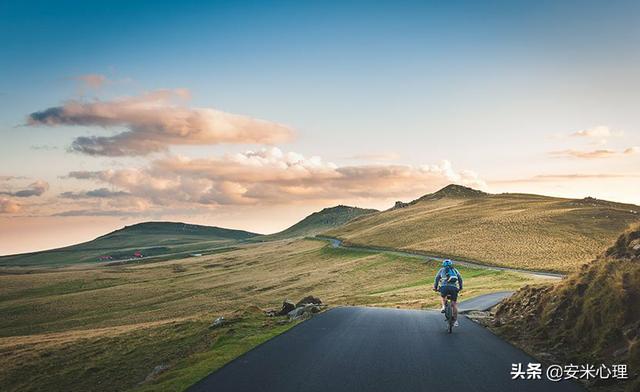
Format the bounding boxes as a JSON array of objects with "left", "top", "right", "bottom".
[{"left": 444, "top": 267, "right": 458, "bottom": 284}]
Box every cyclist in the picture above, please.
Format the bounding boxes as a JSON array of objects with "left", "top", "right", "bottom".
[{"left": 433, "top": 259, "right": 463, "bottom": 327}]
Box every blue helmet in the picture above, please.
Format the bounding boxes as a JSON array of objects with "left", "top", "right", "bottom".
[{"left": 442, "top": 259, "right": 453, "bottom": 268}]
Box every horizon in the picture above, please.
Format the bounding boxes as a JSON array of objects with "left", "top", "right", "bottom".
[
  {"left": 2, "top": 182, "right": 636, "bottom": 256},
  {"left": 2, "top": 1, "right": 639, "bottom": 255}
]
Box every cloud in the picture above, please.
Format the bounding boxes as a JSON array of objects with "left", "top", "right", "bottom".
[
  {"left": 53, "top": 209, "right": 139, "bottom": 217},
  {"left": 0, "top": 180, "right": 49, "bottom": 197},
  {"left": 59, "top": 188, "right": 130, "bottom": 199},
  {"left": 0, "top": 176, "right": 27, "bottom": 181},
  {"left": 491, "top": 173, "right": 640, "bottom": 184},
  {"left": 30, "top": 144, "right": 59, "bottom": 151},
  {"left": 549, "top": 149, "right": 618, "bottom": 159},
  {"left": 0, "top": 198, "right": 20, "bottom": 213},
  {"left": 26, "top": 89, "right": 294, "bottom": 156},
  {"left": 346, "top": 152, "right": 401, "bottom": 161},
  {"left": 570, "top": 126, "right": 622, "bottom": 139},
  {"left": 75, "top": 74, "right": 108, "bottom": 89},
  {"left": 549, "top": 146, "right": 639, "bottom": 159},
  {"left": 63, "top": 148, "right": 486, "bottom": 211}
]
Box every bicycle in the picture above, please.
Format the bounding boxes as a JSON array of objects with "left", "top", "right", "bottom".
[
  {"left": 443, "top": 294, "right": 455, "bottom": 333},
  {"left": 434, "top": 288, "right": 459, "bottom": 333}
]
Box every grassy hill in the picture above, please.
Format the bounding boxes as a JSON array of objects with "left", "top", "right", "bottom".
[
  {"left": 0, "top": 238, "right": 547, "bottom": 392},
  {"left": 0, "top": 222, "right": 259, "bottom": 266},
  {"left": 326, "top": 184, "right": 640, "bottom": 273},
  {"left": 493, "top": 226, "right": 640, "bottom": 391},
  {"left": 259, "top": 205, "right": 378, "bottom": 240}
]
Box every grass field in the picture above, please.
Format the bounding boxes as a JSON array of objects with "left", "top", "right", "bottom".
[
  {"left": 492, "top": 226, "right": 640, "bottom": 392},
  {"left": 326, "top": 188, "right": 640, "bottom": 273},
  {"left": 0, "top": 239, "right": 547, "bottom": 391}
]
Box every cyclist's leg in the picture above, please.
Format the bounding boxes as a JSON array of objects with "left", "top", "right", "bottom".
[
  {"left": 450, "top": 288, "right": 460, "bottom": 320},
  {"left": 438, "top": 286, "right": 447, "bottom": 310}
]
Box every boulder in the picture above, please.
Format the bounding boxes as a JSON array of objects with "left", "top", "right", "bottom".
[
  {"left": 288, "top": 304, "right": 321, "bottom": 320},
  {"left": 295, "top": 295, "right": 322, "bottom": 308},
  {"left": 144, "top": 364, "right": 169, "bottom": 383},
  {"left": 277, "top": 300, "right": 296, "bottom": 316},
  {"left": 287, "top": 307, "right": 306, "bottom": 319},
  {"left": 393, "top": 201, "right": 409, "bottom": 209},
  {"left": 304, "top": 303, "right": 321, "bottom": 314},
  {"left": 210, "top": 316, "right": 225, "bottom": 329}
]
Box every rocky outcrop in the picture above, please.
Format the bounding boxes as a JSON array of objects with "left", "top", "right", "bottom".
[
  {"left": 295, "top": 295, "right": 322, "bottom": 308},
  {"left": 276, "top": 300, "right": 296, "bottom": 316},
  {"left": 266, "top": 296, "right": 324, "bottom": 320}
]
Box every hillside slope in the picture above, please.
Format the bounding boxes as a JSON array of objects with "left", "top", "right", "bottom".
[
  {"left": 261, "top": 205, "right": 378, "bottom": 240},
  {"left": 493, "top": 227, "right": 640, "bottom": 391},
  {"left": 0, "top": 222, "right": 259, "bottom": 266},
  {"left": 326, "top": 184, "right": 640, "bottom": 272}
]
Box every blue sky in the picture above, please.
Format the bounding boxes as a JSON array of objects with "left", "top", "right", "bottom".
[{"left": 1, "top": 1, "right": 639, "bottom": 253}]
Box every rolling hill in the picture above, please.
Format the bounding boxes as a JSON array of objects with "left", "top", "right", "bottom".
[
  {"left": 325, "top": 184, "right": 640, "bottom": 273},
  {"left": 258, "top": 205, "right": 379, "bottom": 240},
  {"left": 0, "top": 222, "right": 259, "bottom": 266}
]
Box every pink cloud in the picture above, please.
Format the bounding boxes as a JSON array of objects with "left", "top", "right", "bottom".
[
  {"left": 75, "top": 74, "right": 108, "bottom": 89},
  {"left": 27, "top": 89, "right": 294, "bottom": 156},
  {"left": 0, "top": 179, "right": 49, "bottom": 197},
  {"left": 546, "top": 147, "right": 640, "bottom": 159},
  {"left": 0, "top": 198, "right": 20, "bottom": 213},
  {"left": 624, "top": 146, "right": 639, "bottom": 155},
  {"left": 63, "top": 148, "right": 486, "bottom": 211},
  {"left": 570, "top": 126, "right": 621, "bottom": 139}
]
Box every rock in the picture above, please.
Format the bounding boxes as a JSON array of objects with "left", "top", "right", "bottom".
[
  {"left": 304, "top": 303, "right": 321, "bottom": 314},
  {"left": 288, "top": 306, "right": 306, "bottom": 319},
  {"left": 624, "top": 326, "right": 638, "bottom": 340},
  {"left": 613, "top": 346, "right": 628, "bottom": 358},
  {"left": 392, "top": 201, "right": 409, "bottom": 209},
  {"left": 210, "top": 316, "right": 225, "bottom": 329},
  {"left": 144, "top": 364, "right": 169, "bottom": 382},
  {"left": 277, "top": 300, "right": 296, "bottom": 316},
  {"left": 295, "top": 296, "right": 322, "bottom": 308},
  {"left": 288, "top": 304, "right": 321, "bottom": 320}
]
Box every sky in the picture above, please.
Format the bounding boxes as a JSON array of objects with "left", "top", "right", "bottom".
[{"left": 1, "top": 0, "right": 639, "bottom": 255}]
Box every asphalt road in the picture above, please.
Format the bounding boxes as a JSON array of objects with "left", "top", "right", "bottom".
[
  {"left": 457, "top": 291, "right": 514, "bottom": 313},
  {"left": 188, "top": 306, "right": 584, "bottom": 392}
]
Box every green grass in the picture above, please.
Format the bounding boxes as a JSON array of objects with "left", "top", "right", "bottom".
[
  {"left": 0, "top": 239, "right": 551, "bottom": 391},
  {"left": 134, "top": 312, "right": 298, "bottom": 392}
]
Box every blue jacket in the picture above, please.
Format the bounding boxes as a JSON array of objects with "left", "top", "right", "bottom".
[{"left": 434, "top": 267, "right": 463, "bottom": 290}]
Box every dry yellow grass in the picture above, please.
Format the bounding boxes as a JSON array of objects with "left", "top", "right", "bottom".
[
  {"left": 327, "top": 192, "right": 640, "bottom": 273},
  {"left": 0, "top": 239, "right": 546, "bottom": 391}
]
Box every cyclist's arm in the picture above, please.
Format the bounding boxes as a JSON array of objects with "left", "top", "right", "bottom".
[
  {"left": 457, "top": 270, "right": 463, "bottom": 290},
  {"left": 433, "top": 269, "right": 442, "bottom": 290}
]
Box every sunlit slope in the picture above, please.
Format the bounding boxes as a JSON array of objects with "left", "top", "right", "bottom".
[
  {"left": 493, "top": 226, "right": 640, "bottom": 391},
  {"left": 0, "top": 222, "right": 259, "bottom": 266},
  {"left": 326, "top": 185, "right": 640, "bottom": 272}
]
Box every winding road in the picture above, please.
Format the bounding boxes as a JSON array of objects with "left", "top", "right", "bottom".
[
  {"left": 188, "top": 239, "right": 578, "bottom": 392},
  {"left": 189, "top": 306, "right": 584, "bottom": 392},
  {"left": 322, "top": 237, "right": 564, "bottom": 279}
]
